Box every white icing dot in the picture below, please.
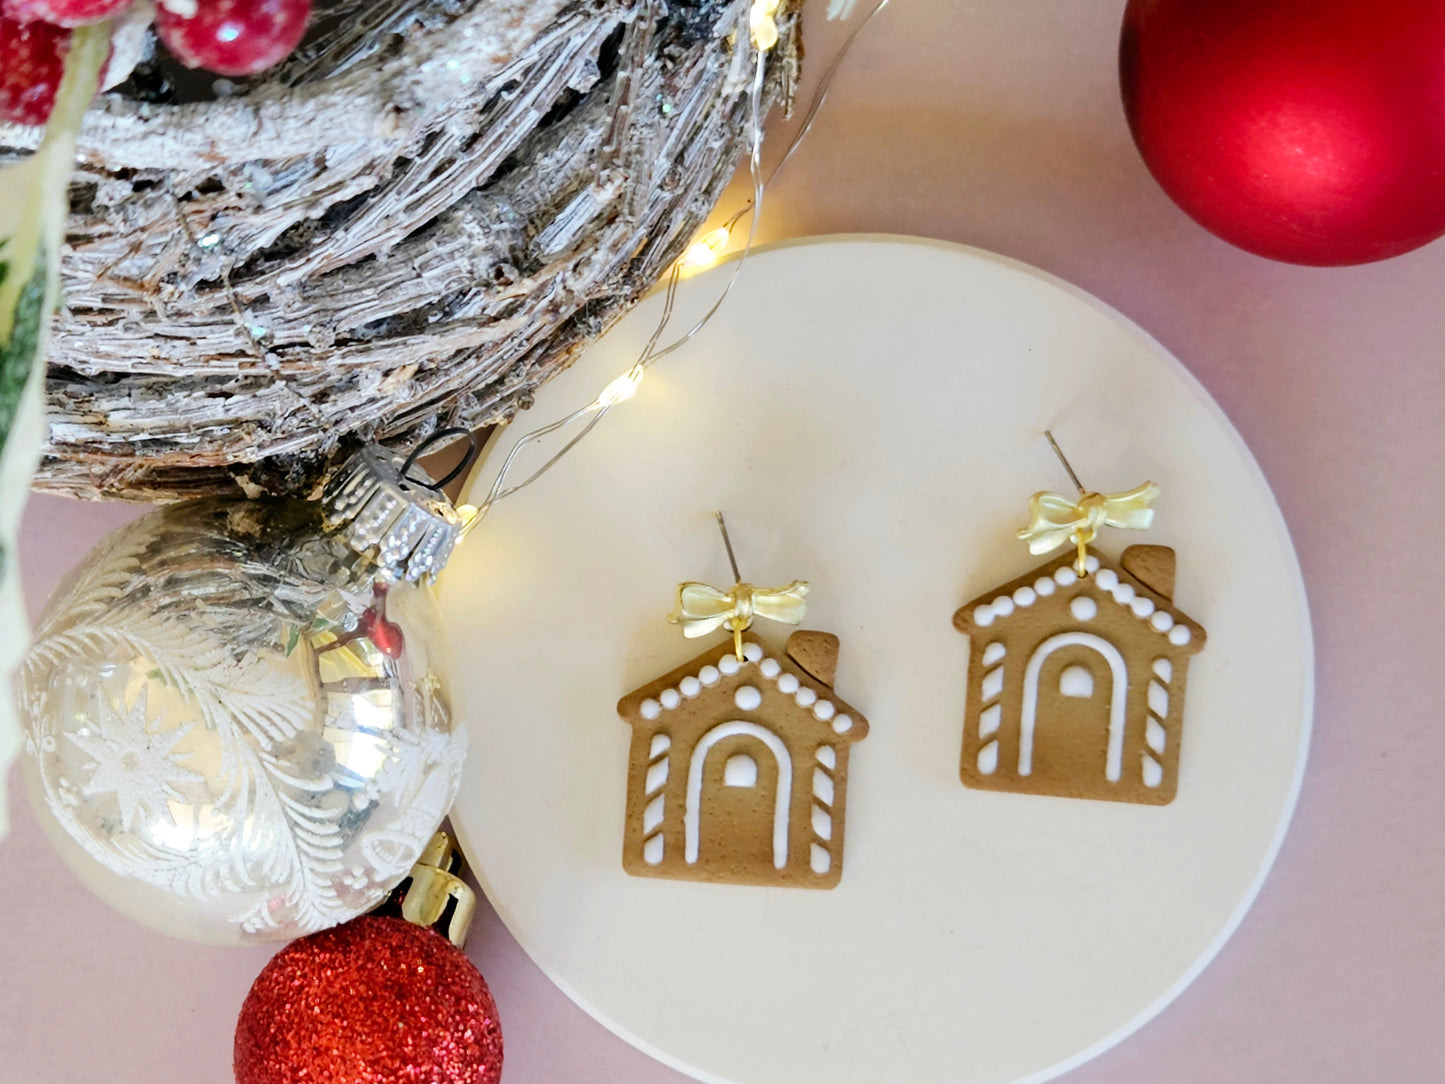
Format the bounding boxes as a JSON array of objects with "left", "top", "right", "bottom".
[
  {"left": 795, "top": 686, "right": 818, "bottom": 708},
  {"left": 1013, "top": 586, "right": 1036, "bottom": 607},
  {"left": 1151, "top": 610, "right": 1174, "bottom": 632},
  {"left": 1131, "top": 596, "right": 1155, "bottom": 617},
  {"left": 1070, "top": 596, "right": 1097, "bottom": 621},
  {"left": 660, "top": 688, "right": 681, "bottom": 709},
  {"left": 813, "top": 700, "right": 836, "bottom": 721},
  {"left": 1085, "top": 554, "right": 1100, "bottom": 573},
  {"left": 1034, "top": 576, "right": 1056, "bottom": 597},
  {"left": 743, "top": 642, "right": 764, "bottom": 662},
  {"left": 1096, "top": 568, "right": 1118, "bottom": 590},
  {"left": 1169, "top": 624, "right": 1192, "bottom": 646},
  {"left": 639, "top": 699, "right": 661, "bottom": 720},
  {"left": 759, "top": 658, "right": 781, "bottom": 679},
  {"left": 992, "top": 595, "right": 1015, "bottom": 617},
  {"left": 1112, "top": 582, "right": 1136, "bottom": 605},
  {"left": 832, "top": 714, "right": 852, "bottom": 734},
  {"left": 680, "top": 676, "right": 701, "bottom": 697},
  {"left": 973, "top": 605, "right": 996, "bottom": 627},
  {"left": 719, "top": 655, "right": 741, "bottom": 675},
  {"left": 699, "top": 665, "right": 720, "bottom": 686},
  {"left": 777, "top": 673, "right": 800, "bottom": 694},
  {"left": 734, "top": 685, "right": 762, "bottom": 710},
  {"left": 1055, "top": 566, "right": 1078, "bottom": 586}
]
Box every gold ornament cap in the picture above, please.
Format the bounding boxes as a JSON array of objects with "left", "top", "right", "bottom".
[
  {"left": 323, "top": 443, "right": 465, "bottom": 582},
  {"left": 394, "top": 831, "right": 476, "bottom": 949}
]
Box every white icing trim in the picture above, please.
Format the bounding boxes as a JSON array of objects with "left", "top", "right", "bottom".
[
  {"left": 977, "top": 740, "right": 998, "bottom": 774},
  {"left": 724, "top": 753, "right": 758, "bottom": 787},
  {"left": 643, "top": 643, "right": 854, "bottom": 729},
  {"left": 1059, "top": 664, "right": 1094, "bottom": 698},
  {"left": 979, "top": 703, "right": 1002, "bottom": 738},
  {"left": 1142, "top": 755, "right": 1163, "bottom": 788},
  {"left": 815, "top": 744, "right": 836, "bottom": 769},
  {"left": 644, "top": 795, "right": 665, "bottom": 832},
  {"left": 812, "top": 767, "right": 834, "bottom": 806},
  {"left": 684, "top": 721, "right": 791, "bottom": 868},
  {"left": 1070, "top": 596, "right": 1097, "bottom": 621},
  {"left": 649, "top": 733, "right": 671, "bottom": 757},
  {"left": 810, "top": 843, "right": 831, "bottom": 874},
  {"left": 1021, "top": 632, "right": 1128, "bottom": 782},
  {"left": 969, "top": 558, "right": 1196, "bottom": 645},
  {"left": 982, "top": 641, "right": 1005, "bottom": 666},
  {"left": 831, "top": 714, "right": 853, "bottom": 734}
]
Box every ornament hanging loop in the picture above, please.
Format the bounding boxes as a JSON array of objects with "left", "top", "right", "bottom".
[{"left": 401, "top": 427, "right": 480, "bottom": 494}]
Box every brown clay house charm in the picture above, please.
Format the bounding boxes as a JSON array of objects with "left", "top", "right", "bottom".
[
  {"left": 952, "top": 545, "right": 1205, "bottom": 805},
  {"left": 617, "top": 631, "right": 868, "bottom": 888}
]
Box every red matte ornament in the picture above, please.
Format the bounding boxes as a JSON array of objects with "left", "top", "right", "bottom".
[
  {"left": 1120, "top": 0, "right": 1445, "bottom": 265},
  {"left": 234, "top": 915, "right": 503, "bottom": 1084}
]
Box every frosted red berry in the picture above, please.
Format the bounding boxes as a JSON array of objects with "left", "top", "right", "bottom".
[
  {"left": 155, "top": 0, "right": 310, "bottom": 77},
  {"left": 1, "top": 0, "right": 130, "bottom": 29},
  {"left": 0, "top": 16, "right": 70, "bottom": 126}
]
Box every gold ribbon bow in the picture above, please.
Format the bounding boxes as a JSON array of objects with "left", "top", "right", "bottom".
[
  {"left": 1017, "top": 481, "right": 1159, "bottom": 575},
  {"left": 669, "top": 580, "right": 810, "bottom": 659}
]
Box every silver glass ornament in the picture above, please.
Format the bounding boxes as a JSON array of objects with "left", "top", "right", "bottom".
[{"left": 18, "top": 447, "right": 467, "bottom": 944}]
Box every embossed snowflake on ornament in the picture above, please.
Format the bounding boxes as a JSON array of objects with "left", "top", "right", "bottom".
[{"left": 19, "top": 443, "right": 469, "bottom": 943}]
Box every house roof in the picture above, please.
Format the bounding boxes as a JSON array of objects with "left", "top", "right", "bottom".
[
  {"left": 617, "top": 638, "right": 869, "bottom": 743},
  {"left": 952, "top": 548, "right": 1206, "bottom": 655}
]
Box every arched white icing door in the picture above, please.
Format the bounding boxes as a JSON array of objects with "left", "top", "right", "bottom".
[
  {"left": 1020, "top": 631, "right": 1129, "bottom": 784},
  {"left": 684, "top": 721, "right": 792, "bottom": 873}
]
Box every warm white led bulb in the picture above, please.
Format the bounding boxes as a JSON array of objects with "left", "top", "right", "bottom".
[
  {"left": 679, "top": 227, "right": 732, "bottom": 272},
  {"left": 596, "top": 364, "right": 646, "bottom": 407}
]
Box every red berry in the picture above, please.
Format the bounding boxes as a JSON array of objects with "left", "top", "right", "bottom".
[
  {"left": 156, "top": 0, "right": 309, "bottom": 77},
  {"left": 1, "top": 0, "right": 130, "bottom": 29},
  {"left": 0, "top": 16, "right": 70, "bottom": 126}
]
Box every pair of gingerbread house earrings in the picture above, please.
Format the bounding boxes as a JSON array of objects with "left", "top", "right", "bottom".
[{"left": 616, "top": 435, "right": 1206, "bottom": 891}]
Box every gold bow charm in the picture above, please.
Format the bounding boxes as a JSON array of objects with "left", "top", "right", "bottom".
[
  {"left": 669, "top": 580, "right": 810, "bottom": 659},
  {"left": 1017, "top": 481, "right": 1159, "bottom": 575}
]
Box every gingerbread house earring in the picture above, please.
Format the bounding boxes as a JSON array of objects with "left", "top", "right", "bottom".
[
  {"left": 952, "top": 434, "right": 1206, "bottom": 805},
  {"left": 616, "top": 514, "right": 869, "bottom": 888}
]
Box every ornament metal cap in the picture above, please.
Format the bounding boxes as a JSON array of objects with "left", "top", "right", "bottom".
[
  {"left": 323, "top": 443, "right": 465, "bottom": 582},
  {"left": 396, "top": 831, "right": 476, "bottom": 949}
]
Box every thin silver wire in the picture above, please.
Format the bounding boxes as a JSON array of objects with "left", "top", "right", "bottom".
[{"left": 469, "top": 0, "right": 890, "bottom": 523}]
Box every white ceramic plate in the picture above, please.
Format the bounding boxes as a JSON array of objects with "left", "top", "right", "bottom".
[{"left": 444, "top": 236, "right": 1313, "bottom": 1084}]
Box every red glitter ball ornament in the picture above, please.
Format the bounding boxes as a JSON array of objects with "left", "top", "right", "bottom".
[
  {"left": 234, "top": 915, "right": 503, "bottom": 1084},
  {"left": 1120, "top": 0, "right": 1445, "bottom": 265}
]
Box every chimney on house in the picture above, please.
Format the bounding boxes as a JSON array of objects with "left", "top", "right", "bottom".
[
  {"left": 787, "top": 630, "right": 839, "bottom": 688},
  {"left": 1121, "top": 545, "right": 1176, "bottom": 601}
]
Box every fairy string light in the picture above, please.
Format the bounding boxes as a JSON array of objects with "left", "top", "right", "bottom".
[{"left": 457, "top": 0, "right": 893, "bottom": 533}]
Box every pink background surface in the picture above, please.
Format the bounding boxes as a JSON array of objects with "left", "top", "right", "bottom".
[{"left": 5, "top": 2, "right": 1444, "bottom": 1080}]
